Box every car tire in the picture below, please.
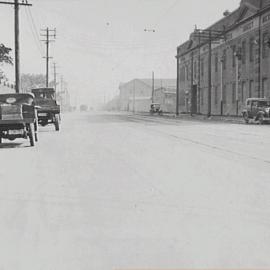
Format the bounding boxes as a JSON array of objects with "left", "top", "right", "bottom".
[
  {"left": 55, "top": 114, "right": 60, "bottom": 131},
  {"left": 28, "top": 123, "right": 35, "bottom": 147},
  {"left": 258, "top": 115, "right": 264, "bottom": 125},
  {"left": 0, "top": 137, "right": 2, "bottom": 144},
  {"left": 243, "top": 113, "right": 249, "bottom": 124},
  {"left": 34, "top": 132, "right": 38, "bottom": 142},
  {"left": 34, "top": 122, "right": 38, "bottom": 142}
]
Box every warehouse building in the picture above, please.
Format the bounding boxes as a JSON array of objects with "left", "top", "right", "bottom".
[
  {"left": 176, "top": 0, "right": 270, "bottom": 116},
  {"left": 119, "top": 78, "right": 176, "bottom": 112}
]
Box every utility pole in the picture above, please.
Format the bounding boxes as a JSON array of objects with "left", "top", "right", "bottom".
[
  {"left": 41, "top": 28, "right": 56, "bottom": 87},
  {"left": 220, "top": 56, "right": 224, "bottom": 116},
  {"left": 190, "top": 51, "right": 194, "bottom": 115},
  {"left": 152, "top": 71, "right": 155, "bottom": 103},
  {"left": 0, "top": 0, "right": 32, "bottom": 93},
  {"left": 14, "top": 0, "right": 20, "bottom": 93},
  {"left": 176, "top": 54, "right": 180, "bottom": 116},
  {"left": 52, "top": 62, "right": 58, "bottom": 92},
  {"left": 133, "top": 80, "right": 135, "bottom": 113}
]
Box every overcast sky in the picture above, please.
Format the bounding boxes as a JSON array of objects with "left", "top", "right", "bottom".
[{"left": 0, "top": 0, "right": 240, "bottom": 106}]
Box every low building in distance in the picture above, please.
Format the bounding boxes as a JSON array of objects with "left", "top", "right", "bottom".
[{"left": 119, "top": 78, "right": 176, "bottom": 113}]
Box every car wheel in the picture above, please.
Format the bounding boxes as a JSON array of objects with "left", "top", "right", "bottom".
[
  {"left": 243, "top": 113, "right": 249, "bottom": 124},
  {"left": 54, "top": 114, "right": 60, "bottom": 131},
  {"left": 34, "top": 132, "right": 38, "bottom": 142},
  {"left": 34, "top": 122, "right": 38, "bottom": 142},
  {"left": 0, "top": 137, "right": 2, "bottom": 144},
  {"left": 28, "top": 123, "right": 35, "bottom": 147},
  {"left": 258, "top": 115, "right": 264, "bottom": 125}
]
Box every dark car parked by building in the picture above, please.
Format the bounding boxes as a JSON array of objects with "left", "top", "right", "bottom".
[{"left": 242, "top": 98, "right": 270, "bottom": 124}]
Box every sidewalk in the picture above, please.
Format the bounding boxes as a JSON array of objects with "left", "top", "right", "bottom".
[{"left": 135, "top": 111, "right": 245, "bottom": 124}]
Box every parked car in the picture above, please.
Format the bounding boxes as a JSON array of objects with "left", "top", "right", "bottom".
[
  {"left": 80, "top": 104, "right": 88, "bottom": 112},
  {"left": 150, "top": 103, "right": 163, "bottom": 115},
  {"left": 32, "top": 88, "right": 61, "bottom": 131},
  {"left": 0, "top": 93, "right": 38, "bottom": 146},
  {"left": 242, "top": 98, "right": 270, "bottom": 124}
]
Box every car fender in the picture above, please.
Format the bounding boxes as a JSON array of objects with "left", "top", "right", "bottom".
[{"left": 256, "top": 111, "right": 265, "bottom": 120}]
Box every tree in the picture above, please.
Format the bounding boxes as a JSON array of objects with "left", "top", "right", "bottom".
[
  {"left": 0, "top": 44, "right": 13, "bottom": 65},
  {"left": 0, "top": 44, "right": 13, "bottom": 82},
  {"left": 21, "top": 73, "right": 54, "bottom": 92}
]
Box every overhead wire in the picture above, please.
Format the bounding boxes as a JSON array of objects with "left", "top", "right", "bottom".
[{"left": 23, "top": 5, "right": 44, "bottom": 57}]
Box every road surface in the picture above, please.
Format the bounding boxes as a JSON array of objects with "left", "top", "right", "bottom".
[{"left": 0, "top": 112, "right": 270, "bottom": 269}]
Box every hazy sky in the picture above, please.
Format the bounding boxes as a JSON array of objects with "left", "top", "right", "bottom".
[{"left": 0, "top": 0, "right": 240, "bottom": 106}]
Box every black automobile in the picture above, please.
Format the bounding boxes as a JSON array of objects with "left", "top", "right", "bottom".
[
  {"left": 242, "top": 98, "right": 270, "bottom": 124},
  {"left": 0, "top": 93, "right": 38, "bottom": 146},
  {"left": 32, "top": 88, "right": 61, "bottom": 131}
]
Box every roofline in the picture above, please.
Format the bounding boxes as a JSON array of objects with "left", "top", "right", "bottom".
[{"left": 176, "top": 4, "right": 270, "bottom": 58}]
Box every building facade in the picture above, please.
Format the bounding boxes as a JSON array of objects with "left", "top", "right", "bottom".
[
  {"left": 153, "top": 87, "right": 176, "bottom": 113},
  {"left": 119, "top": 78, "right": 176, "bottom": 112},
  {"left": 177, "top": 0, "right": 270, "bottom": 116}
]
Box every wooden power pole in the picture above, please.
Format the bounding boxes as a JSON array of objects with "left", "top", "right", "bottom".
[
  {"left": 40, "top": 28, "right": 56, "bottom": 87},
  {"left": 0, "top": 0, "right": 32, "bottom": 93}
]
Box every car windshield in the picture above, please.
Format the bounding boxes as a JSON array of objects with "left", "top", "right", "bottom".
[
  {"left": 33, "top": 92, "right": 54, "bottom": 99},
  {"left": 258, "top": 101, "right": 270, "bottom": 107}
]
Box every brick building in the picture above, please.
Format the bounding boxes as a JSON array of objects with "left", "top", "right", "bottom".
[{"left": 177, "top": 0, "right": 270, "bottom": 116}]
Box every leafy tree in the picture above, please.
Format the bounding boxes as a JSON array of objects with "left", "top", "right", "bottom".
[
  {"left": 21, "top": 73, "right": 54, "bottom": 92},
  {"left": 0, "top": 44, "right": 13, "bottom": 65},
  {"left": 0, "top": 44, "right": 13, "bottom": 82}
]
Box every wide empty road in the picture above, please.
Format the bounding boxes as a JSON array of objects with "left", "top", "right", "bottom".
[{"left": 1, "top": 112, "right": 270, "bottom": 270}]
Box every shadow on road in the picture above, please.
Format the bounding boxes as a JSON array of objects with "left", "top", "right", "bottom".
[
  {"left": 87, "top": 114, "right": 132, "bottom": 124},
  {"left": 0, "top": 142, "right": 26, "bottom": 149}
]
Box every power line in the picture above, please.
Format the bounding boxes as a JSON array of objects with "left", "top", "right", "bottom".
[
  {"left": 26, "top": 6, "right": 44, "bottom": 53},
  {"left": 23, "top": 6, "right": 44, "bottom": 56}
]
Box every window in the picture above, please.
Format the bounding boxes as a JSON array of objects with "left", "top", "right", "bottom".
[
  {"left": 223, "top": 49, "right": 227, "bottom": 70},
  {"left": 249, "top": 80, "right": 254, "bottom": 98},
  {"left": 232, "top": 45, "right": 236, "bottom": 67},
  {"left": 186, "top": 65, "right": 189, "bottom": 81},
  {"left": 215, "top": 54, "right": 218, "bottom": 72},
  {"left": 242, "top": 40, "right": 246, "bottom": 64},
  {"left": 232, "top": 83, "right": 236, "bottom": 104},
  {"left": 194, "top": 60, "right": 197, "bottom": 79},
  {"left": 262, "top": 78, "right": 268, "bottom": 98},
  {"left": 201, "top": 88, "right": 204, "bottom": 105},
  {"left": 241, "top": 81, "right": 246, "bottom": 102},
  {"left": 249, "top": 37, "right": 254, "bottom": 62},
  {"left": 262, "top": 32, "right": 268, "bottom": 58},
  {"left": 263, "top": 14, "right": 270, "bottom": 23},
  {"left": 223, "top": 84, "right": 227, "bottom": 104},
  {"left": 180, "top": 67, "right": 185, "bottom": 81},
  {"left": 201, "top": 58, "right": 204, "bottom": 77},
  {"left": 214, "top": 86, "right": 218, "bottom": 105}
]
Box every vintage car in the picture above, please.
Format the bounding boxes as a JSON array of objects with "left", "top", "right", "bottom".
[
  {"left": 31, "top": 88, "right": 61, "bottom": 131},
  {"left": 242, "top": 98, "right": 270, "bottom": 124},
  {"left": 0, "top": 93, "right": 38, "bottom": 146},
  {"left": 150, "top": 103, "right": 163, "bottom": 115}
]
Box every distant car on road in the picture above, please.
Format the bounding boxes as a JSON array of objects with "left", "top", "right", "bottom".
[
  {"left": 0, "top": 93, "right": 38, "bottom": 146},
  {"left": 32, "top": 88, "right": 61, "bottom": 131},
  {"left": 80, "top": 104, "right": 88, "bottom": 112},
  {"left": 242, "top": 98, "right": 270, "bottom": 124},
  {"left": 150, "top": 103, "right": 163, "bottom": 115}
]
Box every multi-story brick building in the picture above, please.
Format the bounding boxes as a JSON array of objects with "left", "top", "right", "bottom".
[{"left": 176, "top": 0, "right": 270, "bottom": 116}]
